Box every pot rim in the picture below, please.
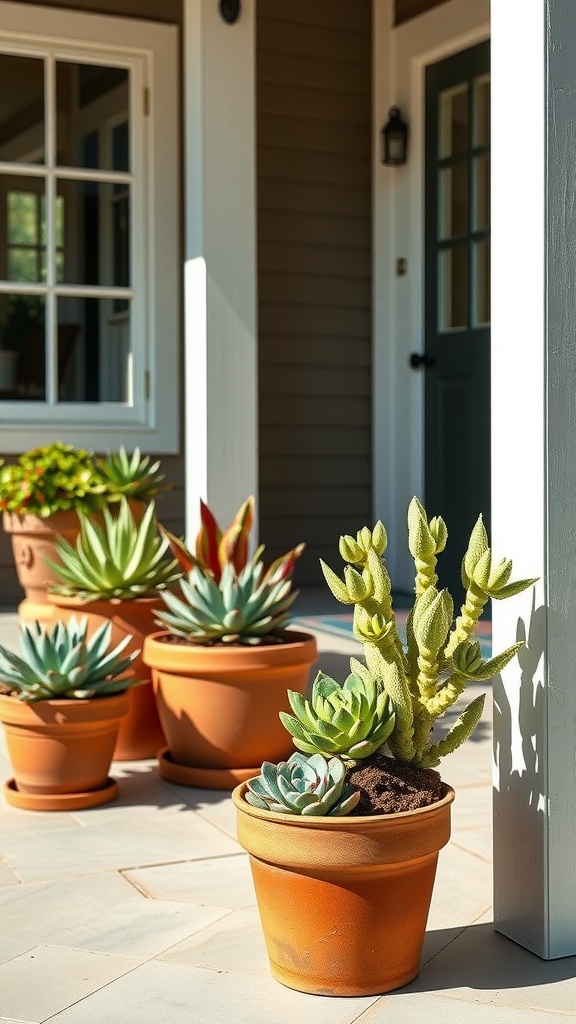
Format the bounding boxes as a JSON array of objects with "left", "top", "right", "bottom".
[
  {"left": 47, "top": 593, "right": 165, "bottom": 609},
  {"left": 143, "top": 627, "right": 318, "bottom": 654},
  {"left": 232, "top": 778, "right": 455, "bottom": 827}
]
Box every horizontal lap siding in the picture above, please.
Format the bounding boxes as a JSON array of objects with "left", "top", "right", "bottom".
[{"left": 257, "top": 0, "right": 372, "bottom": 587}]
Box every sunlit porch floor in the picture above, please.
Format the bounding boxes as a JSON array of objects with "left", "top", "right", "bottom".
[{"left": 0, "top": 602, "right": 574, "bottom": 1023}]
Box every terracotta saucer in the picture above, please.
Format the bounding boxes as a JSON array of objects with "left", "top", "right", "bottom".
[
  {"left": 157, "top": 747, "right": 259, "bottom": 790},
  {"left": 3, "top": 777, "right": 119, "bottom": 812}
]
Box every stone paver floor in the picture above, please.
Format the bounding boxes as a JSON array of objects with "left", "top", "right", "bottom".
[{"left": 0, "top": 606, "right": 574, "bottom": 1023}]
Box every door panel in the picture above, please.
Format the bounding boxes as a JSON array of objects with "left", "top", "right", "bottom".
[{"left": 423, "top": 40, "right": 490, "bottom": 599}]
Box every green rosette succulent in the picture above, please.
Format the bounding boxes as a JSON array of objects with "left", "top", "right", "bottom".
[
  {"left": 245, "top": 752, "right": 360, "bottom": 816},
  {"left": 280, "top": 668, "right": 395, "bottom": 759},
  {"left": 0, "top": 617, "right": 140, "bottom": 701},
  {"left": 47, "top": 498, "right": 181, "bottom": 601},
  {"left": 98, "top": 446, "right": 170, "bottom": 504},
  {"left": 155, "top": 556, "right": 299, "bottom": 645}
]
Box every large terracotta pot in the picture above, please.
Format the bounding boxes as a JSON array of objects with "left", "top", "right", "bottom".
[
  {"left": 3, "top": 502, "right": 146, "bottom": 625},
  {"left": 48, "top": 594, "right": 166, "bottom": 761},
  {"left": 233, "top": 781, "right": 455, "bottom": 996},
  {"left": 143, "top": 629, "right": 318, "bottom": 789},
  {"left": 0, "top": 691, "right": 130, "bottom": 811},
  {"left": 3, "top": 510, "right": 84, "bottom": 624}
]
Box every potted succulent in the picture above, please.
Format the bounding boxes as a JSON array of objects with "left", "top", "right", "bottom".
[
  {"left": 232, "top": 498, "right": 536, "bottom": 997},
  {"left": 142, "top": 497, "right": 318, "bottom": 789},
  {"left": 46, "top": 497, "right": 181, "bottom": 760},
  {"left": 0, "top": 442, "right": 170, "bottom": 623},
  {"left": 0, "top": 616, "right": 140, "bottom": 811}
]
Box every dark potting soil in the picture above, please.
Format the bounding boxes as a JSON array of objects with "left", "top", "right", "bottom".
[{"left": 347, "top": 751, "right": 443, "bottom": 815}]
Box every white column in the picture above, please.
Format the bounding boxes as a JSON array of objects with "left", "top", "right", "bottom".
[
  {"left": 183, "top": 0, "right": 257, "bottom": 541},
  {"left": 491, "top": 0, "right": 576, "bottom": 958}
]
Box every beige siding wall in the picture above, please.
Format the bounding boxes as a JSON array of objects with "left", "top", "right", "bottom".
[
  {"left": 395, "top": 0, "right": 450, "bottom": 25},
  {"left": 257, "top": 0, "right": 372, "bottom": 587},
  {"left": 0, "top": 0, "right": 185, "bottom": 605}
]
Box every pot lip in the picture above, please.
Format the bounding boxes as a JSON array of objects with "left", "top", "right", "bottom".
[
  {"left": 47, "top": 593, "right": 164, "bottom": 609},
  {"left": 232, "top": 779, "right": 455, "bottom": 826},
  {"left": 0, "top": 690, "right": 131, "bottom": 709},
  {"left": 143, "top": 627, "right": 318, "bottom": 652}
]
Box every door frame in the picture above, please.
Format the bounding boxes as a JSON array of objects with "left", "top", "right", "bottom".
[{"left": 373, "top": 0, "right": 489, "bottom": 590}]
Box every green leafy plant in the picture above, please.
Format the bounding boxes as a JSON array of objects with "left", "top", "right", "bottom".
[
  {"left": 156, "top": 496, "right": 304, "bottom": 645},
  {"left": 0, "top": 617, "right": 140, "bottom": 701},
  {"left": 244, "top": 497, "right": 536, "bottom": 817},
  {"left": 245, "top": 752, "right": 360, "bottom": 816},
  {"left": 0, "top": 442, "right": 108, "bottom": 517},
  {"left": 0, "top": 442, "right": 172, "bottom": 518},
  {"left": 98, "top": 446, "right": 170, "bottom": 504},
  {"left": 47, "top": 498, "right": 181, "bottom": 600}
]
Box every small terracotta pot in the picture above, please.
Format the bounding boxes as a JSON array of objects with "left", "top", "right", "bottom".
[
  {"left": 143, "top": 630, "right": 318, "bottom": 788},
  {"left": 233, "top": 781, "right": 455, "bottom": 996},
  {"left": 47, "top": 595, "right": 166, "bottom": 760},
  {"left": 3, "top": 510, "right": 84, "bottom": 624},
  {"left": 0, "top": 691, "right": 130, "bottom": 811}
]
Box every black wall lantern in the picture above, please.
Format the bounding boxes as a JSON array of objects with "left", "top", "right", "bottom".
[
  {"left": 382, "top": 107, "right": 409, "bottom": 166},
  {"left": 219, "top": 0, "right": 241, "bottom": 23}
]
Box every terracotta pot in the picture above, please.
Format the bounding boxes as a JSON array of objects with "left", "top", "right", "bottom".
[
  {"left": 233, "top": 781, "right": 455, "bottom": 996},
  {"left": 0, "top": 691, "right": 130, "bottom": 811},
  {"left": 48, "top": 594, "right": 166, "bottom": 760},
  {"left": 3, "top": 502, "right": 146, "bottom": 625},
  {"left": 3, "top": 510, "right": 84, "bottom": 624},
  {"left": 143, "top": 629, "right": 318, "bottom": 789}
]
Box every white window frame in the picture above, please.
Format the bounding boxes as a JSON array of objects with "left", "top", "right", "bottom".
[{"left": 0, "top": 2, "right": 180, "bottom": 453}]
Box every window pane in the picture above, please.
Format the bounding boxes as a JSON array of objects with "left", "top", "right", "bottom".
[
  {"left": 56, "top": 62, "right": 130, "bottom": 171},
  {"left": 57, "top": 179, "right": 131, "bottom": 287},
  {"left": 0, "top": 54, "right": 45, "bottom": 164},
  {"left": 438, "top": 245, "right": 468, "bottom": 331},
  {"left": 0, "top": 293, "right": 45, "bottom": 399},
  {"left": 57, "top": 295, "right": 131, "bottom": 402},
  {"left": 473, "top": 239, "right": 490, "bottom": 326},
  {"left": 439, "top": 163, "right": 468, "bottom": 239},
  {"left": 473, "top": 74, "right": 490, "bottom": 148},
  {"left": 473, "top": 154, "right": 490, "bottom": 232},
  {"left": 3, "top": 184, "right": 46, "bottom": 283},
  {"left": 439, "top": 84, "right": 468, "bottom": 158}
]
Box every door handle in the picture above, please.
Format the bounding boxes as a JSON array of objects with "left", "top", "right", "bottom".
[{"left": 409, "top": 352, "right": 436, "bottom": 369}]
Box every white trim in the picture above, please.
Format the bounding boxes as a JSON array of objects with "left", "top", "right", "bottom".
[
  {"left": 183, "top": 0, "right": 257, "bottom": 541},
  {"left": 0, "top": 2, "right": 179, "bottom": 454},
  {"left": 373, "top": 0, "right": 489, "bottom": 588}
]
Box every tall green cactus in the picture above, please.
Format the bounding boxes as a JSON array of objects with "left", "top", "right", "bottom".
[{"left": 320, "top": 498, "right": 536, "bottom": 768}]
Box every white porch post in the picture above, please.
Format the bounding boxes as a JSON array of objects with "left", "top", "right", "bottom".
[
  {"left": 492, "top": 0, "right": 576, "bottom": 957},
  {"left": 183, "top": 0, "right": 257, "bottom": 540}
]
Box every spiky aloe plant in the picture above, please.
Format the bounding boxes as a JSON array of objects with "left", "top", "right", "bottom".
[
  {"left": 280, "top": 669, "right": 395, "bottom": 759},
  {"left": 0, "top": 617, "right": 140, "bottom": 701},
  {"left": 47, "top": 498, "right": 181, "bottom": 600},
  {"left": 318, "top": 498, "right": 537, "bottom": 768},
  {"left": 98, "top": 446, "right": 170, "bottom": 503},
  {"left": 155, "top": 553, "right": 301, "bottom": 645},
  {"left": 245, "top": 752, "right": 360, "bottom": 816}
]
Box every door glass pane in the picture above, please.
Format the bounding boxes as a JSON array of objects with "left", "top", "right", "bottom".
[
  {"left": 439, "top": 84, "right": 469, "bottom": 158},
  {"left": 56, "top": 62, "right": 130, "bottom": 171},
  {"left": 57, "top": 295, "right": 131, "bottom": 402},
  {"left": 473, "top": 74, "right": 490, "bottom": 147},
  {"left": 0, "top": 293, "right": 45, "bottom": 399},
  {"left": 0, "top": 54, "right": 45, "bottom": 164},
  {"left": 473, "top": 155, "right": 490, "bottom": 232},
  {"left": 473, "top": 239, "right": 490, "bottom": 326},
  {"left": 56, "top": 179, "right": 131, "bottom": 287},
  {"left": 439, "top": 163, "right": 468, "bottom": 239},
  {"left": 438, "top": 245, "right": 468, "bottom": 331}
]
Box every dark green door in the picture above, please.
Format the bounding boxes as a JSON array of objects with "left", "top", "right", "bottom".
[{"left": 420, "top": 40, "right": 490, "bottom": 599}]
